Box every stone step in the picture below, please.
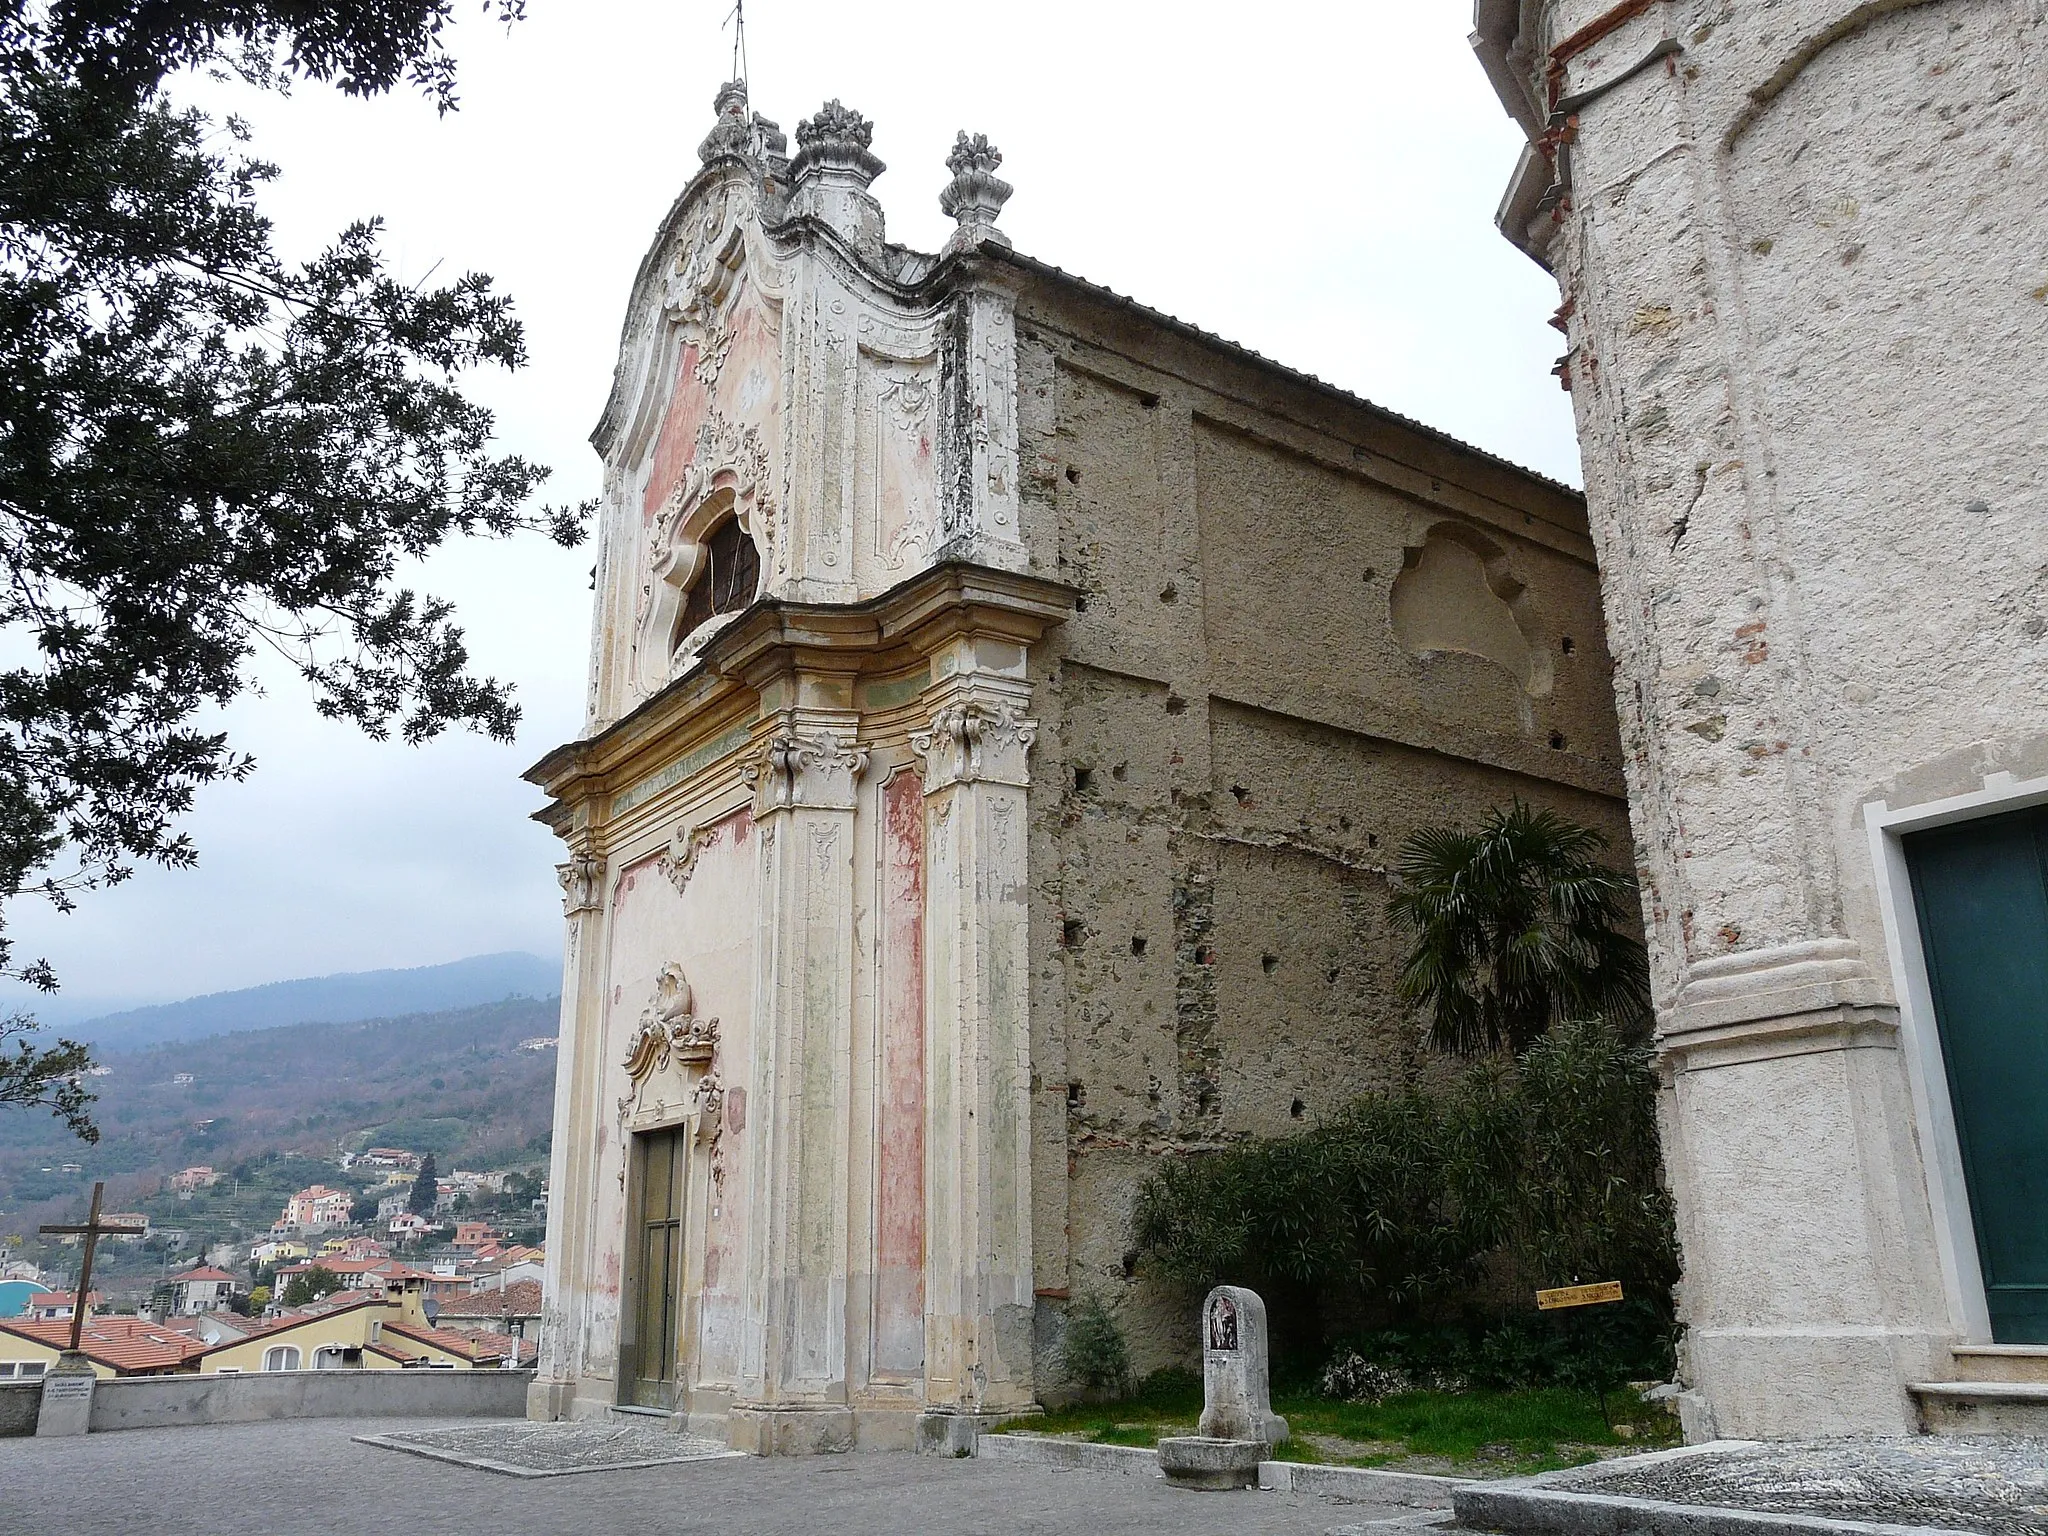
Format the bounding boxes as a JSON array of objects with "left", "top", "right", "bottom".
[
  {"left": 1950, "top": 1342, "right": 2048, "bottom": 1383},
  {"left": 1909, "top": 1379, "right": 2048, "bottom": 1435}
]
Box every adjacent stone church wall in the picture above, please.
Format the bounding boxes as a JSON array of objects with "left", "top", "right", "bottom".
[
  {"left": 1008, "top": 282, "right": 1631, "bottom": 1377},
  {"left": 1474, "top": 0, "right": 2048, "bottom": 1437}
]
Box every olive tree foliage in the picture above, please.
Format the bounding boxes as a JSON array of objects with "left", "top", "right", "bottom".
[{"left": 0, "top": 2, "right": 587, "bottom": 1135}]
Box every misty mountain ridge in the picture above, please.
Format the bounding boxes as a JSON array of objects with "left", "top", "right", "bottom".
[
  {"left": 0, "top": 994, "right": 562, "bottom": 1232},
  {"left": 60, "top": 951, "right": 561, "bottom": 1053}
]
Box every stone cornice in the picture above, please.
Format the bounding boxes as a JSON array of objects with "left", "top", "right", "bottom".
[{"left": 524, "top": 560, "right": 1075, "bottom": 826}]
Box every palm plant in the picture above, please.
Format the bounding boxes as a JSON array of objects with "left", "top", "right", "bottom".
[{"left": 1389, "top": 802, "right": 1649, "bottom": 1055}]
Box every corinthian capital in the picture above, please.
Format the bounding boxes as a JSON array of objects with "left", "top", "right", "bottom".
[
  {"left": 910, "top": 699, "right": 1037, "bottom": 792},
  {"left": 742, "top": 727, "right": 869, "bottom": 814}
]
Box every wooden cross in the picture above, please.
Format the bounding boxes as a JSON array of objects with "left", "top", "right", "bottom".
[{"left": 38, "top": 1182, "right": 144, "bottom": 1355}]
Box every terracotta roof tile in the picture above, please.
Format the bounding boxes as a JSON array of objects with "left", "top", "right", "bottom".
[
  {"left": 0, "top": 1315, "right": 207, "bottom": 1375},
  {"left": 437, "top": 1280, "right": 543, "bottom": 1321},
  {"left": 380, "top": 1319, "right": 507, "bottom": 1363}
]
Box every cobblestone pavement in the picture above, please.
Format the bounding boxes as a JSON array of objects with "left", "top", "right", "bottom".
[
  {"left": 360, "top": 1419, "right": 738, "bottom": 1474},
  {"left": 0, "top": 1417, "right": 1420, "bottom": 1535},
  {"left": 1551, "top": 1437, "right": 2048, "bottom": 1535}
]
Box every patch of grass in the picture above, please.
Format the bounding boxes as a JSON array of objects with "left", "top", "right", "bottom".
[
  {"left": 1269, "top": 1437, "right": 1325, "bottom": 1464},
  {"left": 999, "top": 1377, "right": 1675, "bottom": 1477},
  {"left": 1089, "top": 1422, "right": 1166, "bottom": 1447},
  {"left": 1279, "top": 1386, "right": 1676, "bottom": 1475}
]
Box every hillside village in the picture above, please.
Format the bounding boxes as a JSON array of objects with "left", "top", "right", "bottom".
[{"left": 0, "top": 1143, "right": 546, "bottom": 1380}]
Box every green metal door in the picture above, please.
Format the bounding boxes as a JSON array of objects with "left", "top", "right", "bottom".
[
  {"left": 1906, "top": 805, "right": 2048, "bottom": 1343},
  {"left": 622, "top": 1128, "right": 686, "bottom": 1407}
]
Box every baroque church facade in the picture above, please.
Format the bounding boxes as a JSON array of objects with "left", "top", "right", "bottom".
[
  {"left": 527, "top": 82, "right": 1626, "bottom": 1452},
  {"left": 1476, "top": 0, "right": 2048, "bottom": 1439}
]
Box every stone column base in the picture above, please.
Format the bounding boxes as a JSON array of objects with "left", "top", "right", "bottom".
[
  {"left": 916, "top": 1405, "right": 1038, "bottom": 1456},
  {"left": 525, "top": 1378, "right": 572, "bottom": 1423},
  {"left": 727, "top": 1403, "right": 855, "bottom": 1456},
  {"left": 1691, "top": 1326, "right": 1948, "bottom": 1439},
  {"left": 36, "top": 1353, "right": 96, "bottom": 1437}
]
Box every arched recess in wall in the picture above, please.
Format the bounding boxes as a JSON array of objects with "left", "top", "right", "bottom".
[{"left": 1388, "top": 522, "right": 1552, "bottom": 697}]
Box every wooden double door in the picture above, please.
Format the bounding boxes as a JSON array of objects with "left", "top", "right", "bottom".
[
  {"left": 1906, "top": 804, "right": 2048, "bottom": 1343},
  {"left": 622, "top": 1127, "right": 689, "bottom": 1408}
]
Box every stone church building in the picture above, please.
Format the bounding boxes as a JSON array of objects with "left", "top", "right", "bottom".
[
  {"left": 1476, "top": 0, "right": 2048, "bottom": 1438},
  {"left": 525, "top": 82, "right": 1625, "bottom": 1451}
]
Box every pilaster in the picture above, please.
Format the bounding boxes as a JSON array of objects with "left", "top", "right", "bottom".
[
  {"left": 530, "top": 846, "right": 607, "bottom": 1422},
  {"left": 911, "top": 640, "right": 1039, "bottom": 1428},
  {"left": 934, "top": 282, "right": 1026, "bottom": 575},
  {"left": 729, "top": 701, "right": 868, "bottom": 1455}
]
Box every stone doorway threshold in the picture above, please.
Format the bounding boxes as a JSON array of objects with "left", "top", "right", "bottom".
[
  {"left": 355, "top": 1421, "right": 744, "bottom": 1477},
  {"left": 1454, "top": 1437, "right": 2047, "bottom": 1536}
]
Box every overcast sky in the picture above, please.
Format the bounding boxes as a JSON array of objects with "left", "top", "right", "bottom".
[{"left": 5, "top": 2, "right": 1574, "bottom": 1023}]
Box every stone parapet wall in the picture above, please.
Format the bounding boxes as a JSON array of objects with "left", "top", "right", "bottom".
[
  {"left": 0, "top": 1368, "right": 533, "bottom": 1436},
  {"left": 0, "top": 1380, "right": 37, "bottom": 1436}
]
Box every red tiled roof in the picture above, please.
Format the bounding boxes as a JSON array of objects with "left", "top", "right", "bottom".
[
  {"left": 274, "top": 1258, "right": 400, "bottom": 1277},
  {"left": 437, "top": 1280, "right": 543, "bottom": 1321},
  {"left": 30, "top": 1291, "right": 103, "bottom": 1309},
  {"left": 380, "top": 1319, "right": 507, "bottom": 1363},
  {"left": 172, "top": 1266, "right": 237, "bottom": 1283},
  {"left": 0, "top": 1315, "right": 207, "bottom": 1375}
]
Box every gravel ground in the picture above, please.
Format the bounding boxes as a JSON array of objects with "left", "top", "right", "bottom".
[
  {"left": 0, "top": 1416, "right": 1423, "bottom": 1535},
  {"left": 1551, "top": 1437, "right": 2048, "bottom": 1535}
]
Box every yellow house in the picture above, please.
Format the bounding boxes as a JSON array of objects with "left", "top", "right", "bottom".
[
  {"left": 0, "top": 1315, "right": 207, "bottom": 1379},
  {"left": 198, "top": 1281, "right": 511, "bottom": 1373}
]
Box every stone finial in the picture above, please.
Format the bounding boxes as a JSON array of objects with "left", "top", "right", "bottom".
[
  {"left": 791, "top": 99, "right": 885, "bottom": 186},
  {"left": 697, "top": 80, "right": 788, "bottom": 177},
  {"left": 698, "top": 79, "right": 753, "bottom": 166},
  {"left": 939, "top": 131, "right": 1013, "bottom": 252},
  {"left": 787, "top": 99, "right": 887, "bottom": 253}
]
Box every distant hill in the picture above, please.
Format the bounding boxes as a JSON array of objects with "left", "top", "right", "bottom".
[
  {"left": 66, "top": 952, "right": 560, "bottom": 1053},
  {"left": 0, "top": 995, "right": 562, "bottom": 1233}
]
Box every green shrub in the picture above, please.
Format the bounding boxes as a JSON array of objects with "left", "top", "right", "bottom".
[
  {"left": 1060, "top": 1295, "right": 1133, "bottom": 1398},
  {"left": 1131, "top": 1084, "right": 1511, "bottom": 1310},
  {"left": 1130, "top": 1022, "right": 1678, "bottom": 1384}
]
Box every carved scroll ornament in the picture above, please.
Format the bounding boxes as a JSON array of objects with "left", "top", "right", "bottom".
[
  {"left": 620, "top": 962, "right": 720, "bottom": 1084},
  {"left": 657, "top": 823, "right": 720, "bottom": 897}
]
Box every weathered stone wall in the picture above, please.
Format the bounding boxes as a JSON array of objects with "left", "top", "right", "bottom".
[
  {"left": 1473, "top": 0, "right": 2048, "bottom": 1438},
  {"left": 1010, "top": 286, "right": 1631, "bottom": 1378},
  {"left": 0, "top": 1380, "right": 37, "bottom": 1436}
]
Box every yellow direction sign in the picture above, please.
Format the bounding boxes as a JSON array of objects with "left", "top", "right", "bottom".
[{"left": 1536, "top": 1280, "right": 1624, "bottom": 1311}]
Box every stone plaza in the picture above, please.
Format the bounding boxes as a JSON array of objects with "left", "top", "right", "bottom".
[{"left": 0, "top": 1417, "right": 1431, "bottom": 1536}]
